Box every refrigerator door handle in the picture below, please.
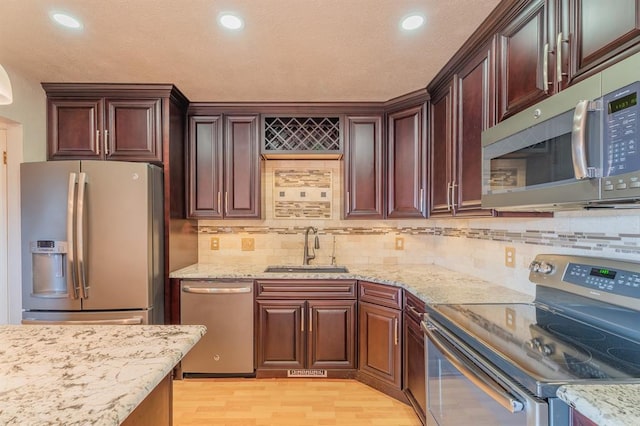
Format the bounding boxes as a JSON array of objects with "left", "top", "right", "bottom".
[
  {"left": 22, "top": 317, "right": 144, "bottom": 325},
  {"left": 76, "top": 172, "right": 89, "bottom": 299},
  {"left": 67, "top": 172, "right": 80, "bottom": 299}
]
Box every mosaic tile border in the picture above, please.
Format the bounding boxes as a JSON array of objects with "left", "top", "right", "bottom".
[{"left": 198, "top": 225, "right": 640, "bottom": 255}]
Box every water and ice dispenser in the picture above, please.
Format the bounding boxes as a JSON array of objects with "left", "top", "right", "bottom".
[{"left": 30, "top": 240, "right": 68, "bottom": 297}]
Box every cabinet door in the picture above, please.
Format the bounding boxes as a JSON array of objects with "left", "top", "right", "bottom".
[
  {"left": 566, "top": 0, "right": 640, "bottom": 82},
  {"left": 403, "top": 312, "right": 426, "bottom": 424},
  {"left": 497, "top": 0, "right": 554, "bottom": 121},
  {"left": 47, "top": 97, "right": 103, "bottom": 160},
  {"left": 307, "top": 300, "right": 357, "bottom": 369},
  {"left": 387, "top": 105, "right": 426, "bottom": 218},
  {"left": 188, "top": 116, "right": 223, "bottom": 218},
  {"left": 344, "top": 116, "right": 383, "bottom": 219},
  {"left": 224, "top": 115, "right": 261, "bottom": 218},
  {"left": 359, "top": 301, "right": 402, "bottom": 389},
  {"left": 105, "top": 98, "right": 162, "bottom": 162},
  {"left": 429, "top": 84, "right": 455, "bottom": 216},
  {"left": 570, "top": 408, "right": 598, "bottom": 426},
  {"left": 256, "top": 300, "right": 305, "bottom": 369},
  {"left": 455, "top": 45, "right": 495, "bottom": 216}
]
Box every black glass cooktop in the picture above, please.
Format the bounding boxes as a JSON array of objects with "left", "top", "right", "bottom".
[{"left": 426, "top": 298, "right": 640, "bottom": 398}]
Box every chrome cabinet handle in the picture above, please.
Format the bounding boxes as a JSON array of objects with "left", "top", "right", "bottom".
[
  {"left": 66, "top": 173, "right": 79, "bottom": 299},
  {"left": 407, "top": 305, "right": 423, "bottom": 320},
  {"left": 394, "top": 317, "right": 399, "bottom": 346},
  {"left": 557, "top": 32, "right": 565, "bottom": 83},
  {"left": 301, "top": 307, "right": 305, "bottom": 332},
  {"left": 571, "top": 99, "right": 591, "bottom": 180},
  {"left": 346, "top": 191, "right": 350, "bottom": 214},
  {"left": 543, "top": 42, "right": 550, "bottom": 93},
  {"left": 419, "top": 188, "right": 424, "bottom": 210},
  {"left": 422, "top": 321, "right": 524, "bottom": 413},
  {"left": 450, "top": 181, "right": 457, "bottom": 210},
  {"left": 217, "top": 192, "right": 221, "bottom": 214},
  {"left": 309, "top": 307, "right": 313, "bottom": 332},
  {"left": 95, "top": 130, "right": 100, "bottom": 155},
  {"left": 104, "top": 130, "right": 109, "bottom": 155},
  {"left": 446, "top": 182, "right": 452, "bottom": 211},
  {"left": 225, "top": 191, "right": 229, "bottom": 215}
]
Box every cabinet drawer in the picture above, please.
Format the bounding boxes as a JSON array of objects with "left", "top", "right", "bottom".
[
  {"left": 404, "top": 291, "right": 426, "bottom": 324},
  {"left": 358, "top": 281, "right": 402, "bottom": 309},
  {"left": 256, "top": 280, "right": 357, "bottom": 299}
]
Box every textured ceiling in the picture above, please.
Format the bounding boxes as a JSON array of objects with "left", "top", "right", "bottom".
[{"left": 0, "top": 0, "right": 501, "bottom": 102}]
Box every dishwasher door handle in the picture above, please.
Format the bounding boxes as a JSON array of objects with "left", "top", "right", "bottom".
[{"left": 182, "top": 285, "right": 252, "bottom": 294}]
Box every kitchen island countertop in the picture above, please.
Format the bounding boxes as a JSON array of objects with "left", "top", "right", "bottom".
[
  {"left": 0, "top": 324, "right": 205, "bottom": 426},
  {"left": 557, "top": 384, "right": 640, "bottom": 426}
]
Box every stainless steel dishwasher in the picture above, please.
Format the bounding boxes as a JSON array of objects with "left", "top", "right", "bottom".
[{"left": 179, "top": 280, "right": 254, "bottom": 377}]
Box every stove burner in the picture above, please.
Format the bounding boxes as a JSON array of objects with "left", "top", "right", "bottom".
[
  {"left": 546, "top": 322, "right": 606, "bottom": 342},
  {"left": 607, "top": 348, "right": 640, "bottom": 368}
]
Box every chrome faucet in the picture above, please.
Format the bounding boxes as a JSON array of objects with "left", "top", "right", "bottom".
[{"left": 303, "top": 226, "right": 319, "bottom": 265}]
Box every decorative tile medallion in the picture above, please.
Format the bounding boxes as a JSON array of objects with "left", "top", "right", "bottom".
[{"left": 273, "top": 169, "right": 332, "bottom": 219}]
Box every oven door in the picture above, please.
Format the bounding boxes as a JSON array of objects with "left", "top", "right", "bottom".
[{"left": 422, "top": 318, "right": 548, "bottom": 426}]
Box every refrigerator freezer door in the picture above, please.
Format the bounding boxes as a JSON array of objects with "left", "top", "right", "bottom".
[
  {"left": 79, "top": 161, "right": 161, "bottom": 311},
  {"left": 21, "top": 309, "right": 151, "bottom": 324},
  {"left": 21, "top": 161, "right": 82, "bottom": 311}
]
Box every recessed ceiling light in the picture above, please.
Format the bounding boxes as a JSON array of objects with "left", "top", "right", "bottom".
[
  {"left": 51, "top": 12, "right": 82, "bottom": 29},
  {"left": 401, "top": 14, "right": 425, "bottom": 31},
  {"left": 219, "top": 13, "right": 244, "bottom": 30}
]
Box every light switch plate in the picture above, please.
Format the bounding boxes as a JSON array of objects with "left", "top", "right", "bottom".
[
  {"left": 505, "top": 246, "right": 516, "bottom": 268},
  {"left": 241, "top": 238, "right": 255, "bottom": 251}
]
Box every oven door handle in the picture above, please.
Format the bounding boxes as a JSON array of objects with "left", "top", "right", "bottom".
[{"left": 422, "top": 320, "right": 525, "bottom": 413}]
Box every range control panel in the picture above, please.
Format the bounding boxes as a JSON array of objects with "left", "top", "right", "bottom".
[
  {"left": 529, "top": 254, "right": 640, "bottom": 309},
  {"left": 564, "top": 262, "right": 640, "bottom": 298}
]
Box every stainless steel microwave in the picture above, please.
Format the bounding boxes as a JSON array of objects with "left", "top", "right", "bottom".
[{"left": 482, "top": 53, "right": 640, "bottom": 211}]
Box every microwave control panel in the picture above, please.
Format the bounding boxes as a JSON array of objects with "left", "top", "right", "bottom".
[{"left": 601, "top": 81, "right": 640, "bottom": 198}]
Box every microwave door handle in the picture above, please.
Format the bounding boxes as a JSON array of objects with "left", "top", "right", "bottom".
[
  {"left": 422, "top": 321, "right": 525, "bottom": 414},
  {"left": 66, "top": 173, "right": 79, "bottom": 299},
  {"left": 571, "top": 99, "right": 591, "bottom": 180}
]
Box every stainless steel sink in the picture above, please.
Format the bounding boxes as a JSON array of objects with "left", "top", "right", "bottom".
[{"left": 264, "top": 265, "right": 349, "bottom": 273}]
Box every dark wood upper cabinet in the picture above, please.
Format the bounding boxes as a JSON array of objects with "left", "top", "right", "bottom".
[
  {"left": 430, "top": 44, "right": 494, "bottom": 217},
  {"left": 187, "top": 114, "right": 261, "bottom": 219},
  {"left": 387, "top": 104, "right": 427, "bottom": 219},
  {"left": 497, "top": 0, "right": 554, "bottom": 121},
  {"left": 565, "top": 0, "right": 640, "bottom": 83},
  {"left": 344, "top": 115, "right": 384, "bottom": 219},
  {"left": 188, "top": 116, "right": 223, "bottom": 218},
  {"left": 224, "top": 115, "right": 261, "bottom": 218},
  {"left": 105, "top": 99, "right": 162, "bottom": 161},
  {"left": 429, "top": 84, "right": 455, "bottom": 216},
  {"left": 45, "top": 87, "right": 165, "bottom": 163}
]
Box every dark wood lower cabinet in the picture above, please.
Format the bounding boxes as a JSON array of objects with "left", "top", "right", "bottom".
[
  {"left": 256, "top": 296, "right": 357, "bottom": 375},
  {"left": 403, "top": 292, "right": 427, "bottom": 425},
  {"left": 570, "top": 408, "right": 598, "bottom": 426},
  {"left": 358, "top": 301, "right": 404, "bottom": 401}
]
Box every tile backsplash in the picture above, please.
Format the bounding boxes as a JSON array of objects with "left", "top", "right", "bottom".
[{"left": 194, "top": 160, "right": 640, "bottom": 296}]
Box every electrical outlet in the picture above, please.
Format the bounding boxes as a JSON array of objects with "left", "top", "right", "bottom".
[
  {"left": 395, "top": 237, "right": 404, "bottom": 250},
  {"left": 505, "top": 246, "right": 516, "bottom": 268},
  {"left": 505, "top": 308, "right": 516, "bottom": 330},
  {"left": 241, "top": 237, "right": 255, "bottom": 251},
  {"left": 210, "top": 237, "right": 219, "bottom": 250}
]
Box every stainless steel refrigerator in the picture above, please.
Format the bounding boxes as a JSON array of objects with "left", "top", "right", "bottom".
[{"left": 20, "top": 161, "right": 164, "bottom": 324}]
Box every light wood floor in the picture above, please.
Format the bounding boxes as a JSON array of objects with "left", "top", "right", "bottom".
[{"left": 173, "top": 378, "right": 421, "bottom": 426}]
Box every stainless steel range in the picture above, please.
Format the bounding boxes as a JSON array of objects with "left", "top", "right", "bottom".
[{"left": 422, "top": 254, "right": 640, "bottom": 426}]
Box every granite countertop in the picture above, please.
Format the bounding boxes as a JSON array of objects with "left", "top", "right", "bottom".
[
  {"left": 170, "top": 263, "right": 534, "bottom": 304},
  {"left": 557, "top": 384, "right": 640, "bottom": 426},
  {"left": 0, "top": 324, "right": 206, "bottom": 426}
]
